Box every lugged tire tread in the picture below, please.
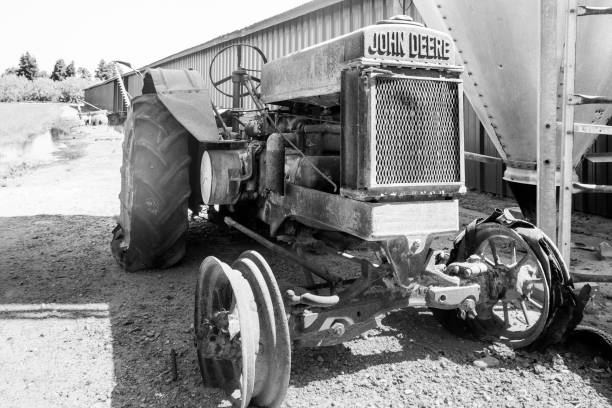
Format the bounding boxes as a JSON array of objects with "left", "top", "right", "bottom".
[{"left": 111, "top": 93, "right": 191, "bottom": 271}]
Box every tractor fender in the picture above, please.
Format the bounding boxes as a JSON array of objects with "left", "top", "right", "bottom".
[{"left": 143, "top": 68, "right": 220, "bottom": 142}]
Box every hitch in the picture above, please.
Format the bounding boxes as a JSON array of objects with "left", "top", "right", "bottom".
[{"left": 425, "top": 284, "right": 480, "bottom": 310}]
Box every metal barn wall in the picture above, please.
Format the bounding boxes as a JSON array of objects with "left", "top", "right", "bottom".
[
  {"left": 131, "top": 0, "right": 420, "bottom": 108},
  {"left": 573, "top": 133, "right": 612, "bottom": 218},
  {"left": 463, "top": 105, "right": 612, "bottom": 218},
  {"left": 85, "top": 0, "right": 416, "bottom": 111},
  {"left": 462, "top": 95, "right": 507, "bottom": 198},
  {"left": 84, "top": 83, "right": 114, "bottom": 112}
]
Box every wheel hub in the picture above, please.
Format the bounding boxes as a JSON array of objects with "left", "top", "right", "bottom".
[{"left": 195, "top": 310, "right": 243, "bottom": 361}]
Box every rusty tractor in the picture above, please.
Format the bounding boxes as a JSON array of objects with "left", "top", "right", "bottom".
[{"left": 110, "top": 15, "right": 588, "bottom": 407}]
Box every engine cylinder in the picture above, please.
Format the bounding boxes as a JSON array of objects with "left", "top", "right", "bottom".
[{"left": 287, "top": 156, "right": 340, "bottom": 193}]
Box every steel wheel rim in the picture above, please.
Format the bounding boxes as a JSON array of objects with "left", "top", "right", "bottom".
[
  {"left": 237, "top": 250, "right": 291, "bottom": 408},
  {"left": 195, "top": 252, "right": 291, "bottom": 408},
  {"left": 195, "top": 256, "right": 258, "bottom": 408},
  {"left": 471, "top": 228, "right": 551, "bottom": 347}
]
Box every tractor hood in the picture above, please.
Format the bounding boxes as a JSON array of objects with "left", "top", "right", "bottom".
[{"left": 260, "top": 15, "right": 461, "bottom": 107}]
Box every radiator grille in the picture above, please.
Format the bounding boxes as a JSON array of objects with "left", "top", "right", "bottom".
[{"left": 374, "top": 77, "right": 461, "bottom": 185}]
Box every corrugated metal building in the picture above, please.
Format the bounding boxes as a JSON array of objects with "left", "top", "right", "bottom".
[
  {"left": 86, "top": 0, "right": 420, "bottom": 110},
  {"left": 84, "top": 0, "right": 611, "bottom": 218}
]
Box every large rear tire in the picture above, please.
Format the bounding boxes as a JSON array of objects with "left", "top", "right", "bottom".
[{"left": 111, "top": 94, "right": 191, "bottom": 271}]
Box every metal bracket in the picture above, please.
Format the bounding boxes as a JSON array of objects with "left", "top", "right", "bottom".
[
  {"left": 584, "top": 152, "right": 612, "bottom": 163},
  {"left": 573, "top": 182, "right": 612, "bottom": 193},
  {"left": 464, "top": 151, "right": 503, "bottom": 165},
  {"left": 224, "top": 216, "right": 341, "bottom": 284},
  {"left": 425, "top": 284, "right": 481, "bottom": 310},
  {"left": 577, "top": 5, "right": 612, "bottom": 16},
  {"left": 574, "top": 123, "right": 612, "bottom": 135},
  {"left": 569, "top": 94, "right": 612, "bottom": 105},
  {"left": 285, "top": 290, "right": 339, "bottom": 308},
  {"left": 380, "top": 235, "right": 435, "bottom": 287}
]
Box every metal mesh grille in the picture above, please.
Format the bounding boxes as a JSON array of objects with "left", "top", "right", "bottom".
[{"left": 374, "top": 77, "right": 461, "bottom": 185}]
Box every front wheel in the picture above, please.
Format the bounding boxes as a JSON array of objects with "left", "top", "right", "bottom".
[{"left": 433, "top": 210, "right": 587, "bottom": 349}]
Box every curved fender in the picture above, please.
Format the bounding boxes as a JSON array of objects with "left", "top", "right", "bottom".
[{"left": 145, "top": 68, "right": 219, "bottom": 142}]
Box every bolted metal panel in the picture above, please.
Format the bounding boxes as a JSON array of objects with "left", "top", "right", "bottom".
[{"left": 373, "top": 76, "right": 461, "bottom": 185}]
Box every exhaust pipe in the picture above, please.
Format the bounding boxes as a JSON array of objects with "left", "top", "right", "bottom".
[{"left": 266, "top": 133, "right": 285, "bottom": 195}]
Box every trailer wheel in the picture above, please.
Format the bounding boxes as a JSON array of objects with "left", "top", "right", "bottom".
[
  {"left": 111, "top": 94, "right": 191, "bottom": 271},
  {"left": 432, "top": 211, "right": 587, "bottom": 349}
]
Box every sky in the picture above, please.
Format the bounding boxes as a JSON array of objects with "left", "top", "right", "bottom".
[{"left": 1, "top": 0, "right": 310, "bottom": 75}]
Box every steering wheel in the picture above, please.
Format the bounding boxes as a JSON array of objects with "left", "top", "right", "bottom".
[{"left": 208, "top": 44, "right": 267, "bottom": 99}]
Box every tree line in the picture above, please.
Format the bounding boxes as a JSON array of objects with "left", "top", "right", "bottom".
[
  {"left": 3, "top": 52, "right": 116, "bottom": 82},
  {"left": 0, "top": 52, "right": 119, "bottom": 103}
]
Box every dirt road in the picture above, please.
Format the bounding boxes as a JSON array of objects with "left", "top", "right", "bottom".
[{"left": 0, "top": 128, "right": 611, "bottom": 408}]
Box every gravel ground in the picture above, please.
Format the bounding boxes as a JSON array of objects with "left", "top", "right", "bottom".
[{"left": 0, "top": 128, "right": 611, "bottom": 408}]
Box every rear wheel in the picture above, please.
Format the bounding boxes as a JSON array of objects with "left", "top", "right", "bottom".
[{"left": 111, "top": 94, "right": 191, "bottom": 271}]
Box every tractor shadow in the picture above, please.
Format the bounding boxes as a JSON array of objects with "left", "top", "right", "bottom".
[
  {"left": 288, "top": 307, "right": 612, "bottom": 405},
  {"left": 289, "top": 308, "right": 485, "bottom": 385},
  {"left": 0, "top": 215, "right": 256, "bottom": 408},
  {"left": 3, "top": 214, "right": 609, "bottom": 407}
]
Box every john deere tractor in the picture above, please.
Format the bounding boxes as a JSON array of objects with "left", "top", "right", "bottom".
[{"left": 111, "top": 15, "right": 586, "bottom": 408}]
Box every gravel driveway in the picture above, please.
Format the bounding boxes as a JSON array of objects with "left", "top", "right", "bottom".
[{"left": 0, "top": 128, "right": 610, "bottom": 407}]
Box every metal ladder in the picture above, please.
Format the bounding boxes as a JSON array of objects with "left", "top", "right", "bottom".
[{"left": 558, "top": 1, "right": 612, "bottom": 263}]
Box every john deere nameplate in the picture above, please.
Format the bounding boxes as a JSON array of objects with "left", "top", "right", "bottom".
[
  {"left": 365, "top": 30, "right": 451, "bottom": 61},
  {"left": 363, "top": 26, "right": 455, "bottom": 66}
]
